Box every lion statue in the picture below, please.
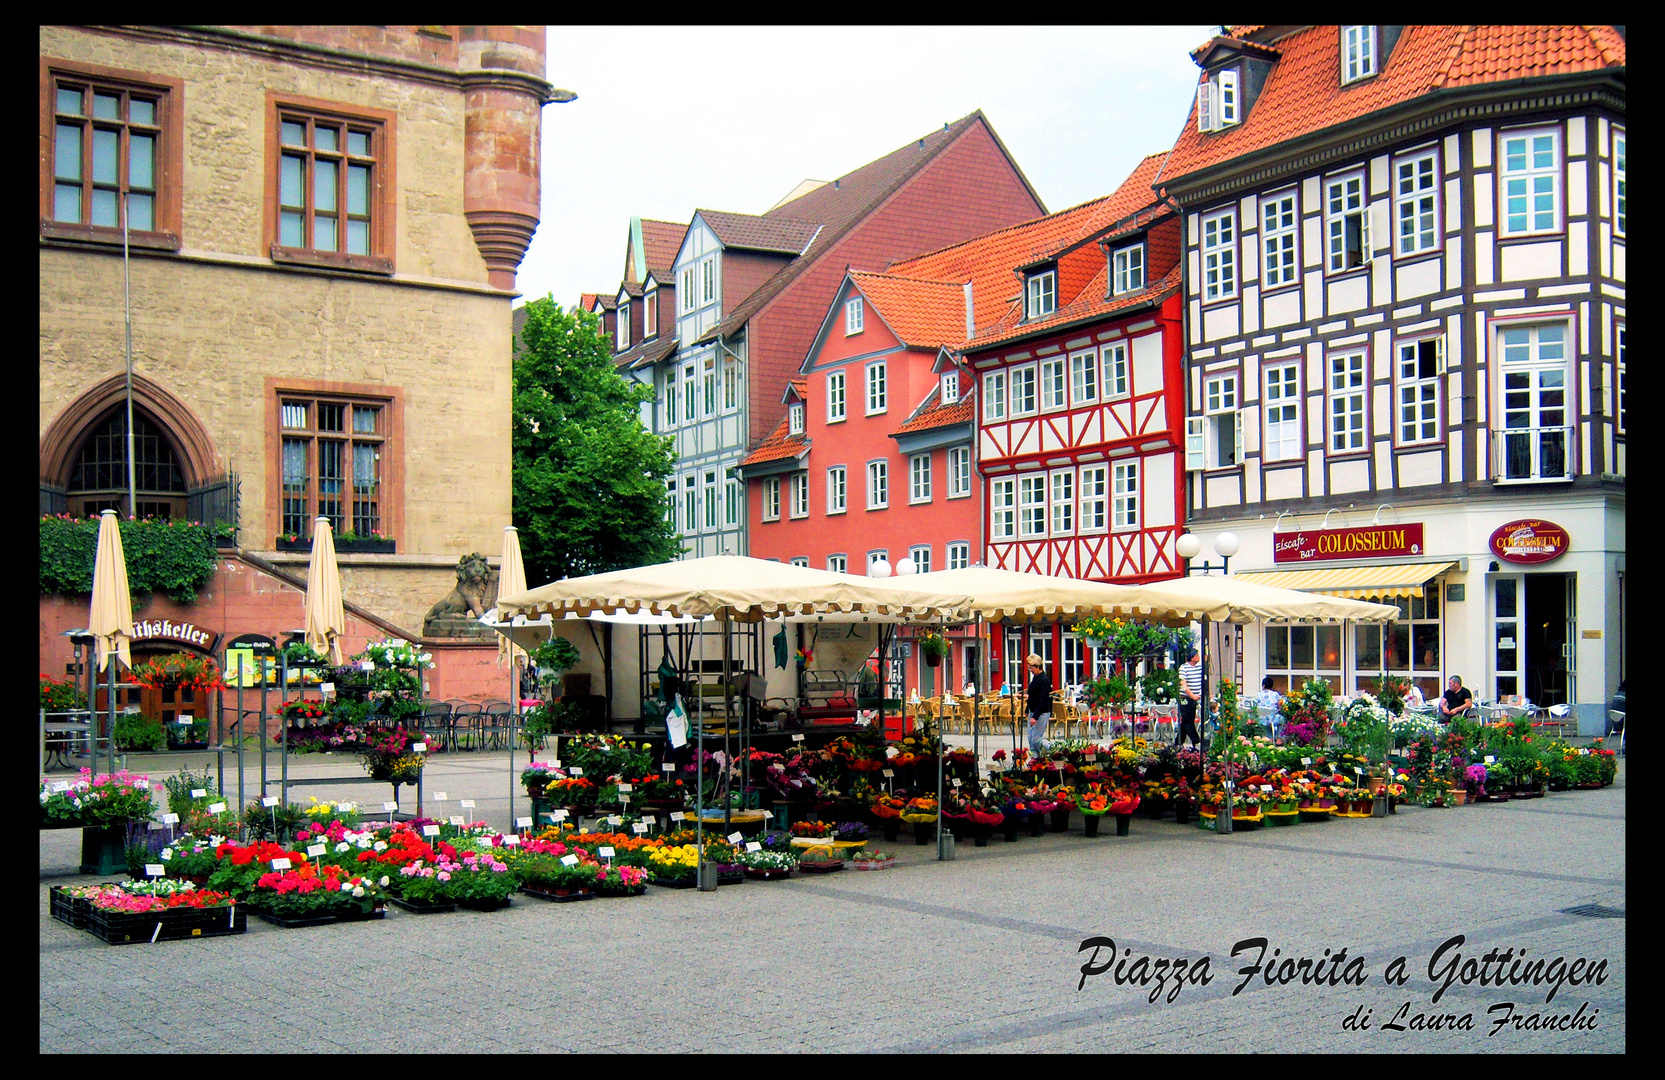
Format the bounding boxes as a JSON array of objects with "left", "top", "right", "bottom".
[{"left": 424, "top": 553, "right": 497, "bottom": 633}]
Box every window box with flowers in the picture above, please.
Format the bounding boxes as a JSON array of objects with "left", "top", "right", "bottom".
[{"left": 276, "top": 530, "right": 395, "bottom": 553}]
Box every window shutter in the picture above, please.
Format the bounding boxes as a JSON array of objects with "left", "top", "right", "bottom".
[
  {"left": 1233, "top": 412, "right": 1244, "bottom": 467},
  {"left": 1361, "top": 201, "right": 1374, "bottom": 264},
  {"left": 1434, "top": 335, "right": 1447, "bottom": 376},
  {"left": 1198, "top": 78, "right": 1214, "bottom": 133},
  {"left": 1186, "top": 416, "right": 1205, "bottom": 471},
  {"left": 1219, "top": 69, "right": 1238, "bottom": 126}
]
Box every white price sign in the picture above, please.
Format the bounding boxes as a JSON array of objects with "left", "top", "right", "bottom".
[
  {"left": 449, "top": 816, "right": 465, "bottom": 826},
  {"left": 422, "top": 825, "right": 441, "bottom": 837},
  {"left": 433, "top": 792, "right": 449, "bottom": 801},
  {"left": 662, "top": 763, "right": 676, "bottom": 772},
  {"left": 553, "top": 809, "right": 569, "bottom": 820},
  {"left": 727, "top": 831, "right": 744, "bottom": 843},
  {"left": 632, "top": 823, "right": 648, "bottom": 834},
  {"left": 761, "top": 811, "right": 773, "bottom": 820},
  {"left": 609, "top": 815, "right": 623, "bottom": 826},
  {"left": 746, "top": 842, "right": 762, "bottom": 853},
  {"left": 670, "top": 812, "right": 685, "bottom": 822},
  {"left": 1484, "top": 756, "right": 1496, "bottom": 764},
  {"left": 261, "top": 796, "right": 280, "bottom": 808},
  {"left": 791, "top": 734, "right": 804, "bottom": 742},
  {"left": 190, "top": 789, "right": 207, "bottom": 799},
  {"left": 382, "top": 801, "right": 399, "bottom": 812},
  {"left": 307, "top": 844, "right": 327, "bottom": 857},
  {"left": 208, "top": 802, "right": 227, "bottom": 815},
  {"left": 882, "top": 769, "right": 894, "bottom": 778},
  {"left": 145, "top": 863, "right": 165, "bottom": 877},
  {"left": 270, "top": 858, "right": 292, "bottom": 870},
  {"left": 598, "top": 846, "right": 615, "bottom": 858},
  {"left": 1301, "top": 758, "right": 1313, "bottom": 766},
  {"left": 339, "top": 803, "right": 356, "bottom": 812},
  {"left": 412, "top": 743, "right": 428, "bottom": 753},
  {"left": 460, "top": 800, "right": 476, "bottom": 809},
  {"left": 570, "top": 767, "right": 584, "bottom": 777},
  {"left": 515, "top": 817, "right": 532, "bottom": 829},
  {"left": 161, "top": 813, "right": 180, "bottom": 824},
  {"left": 642, "top": 816, "right": 657, "bottom": 825},
  {"left": 1354, "top": 767, "right": 1364, "bottom": 776},
  {"left": 503, "top": 834, "right": 521, "bottom": 846},
  {"left": 559, "top": 854, "right": 579, "bottom": 867},
  {"left": 951, "top": 778, "right": 962, "bottom": 788},
  {"left": 617, "top": 784, "right": 633, "bottom": 793}
]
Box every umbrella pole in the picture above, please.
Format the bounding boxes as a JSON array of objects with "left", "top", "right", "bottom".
[
  {"left": 722, "top": 612, "right": 733, "bottom": 835},
  {"left": 696, "top": 623, "right": 711, "bottom": 891},
  {"left": 509, "top": 658, "right": 518, "bottom": 832},
  {"left": 104, "top": 656, "right": 116, "bottom": 780}
]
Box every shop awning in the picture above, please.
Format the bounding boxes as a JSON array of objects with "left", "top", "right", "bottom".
[{"left": 1233, "top": 561, "right": 1458, "bottom": 600}]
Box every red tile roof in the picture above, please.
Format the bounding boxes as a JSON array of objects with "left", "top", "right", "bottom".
[
  {"left": 848, "top": 272, "right": 969, "bottom": 350},
  {"left": 888, "top": 152, "right": 1172, "bottom": 336},
  {"left": 1161, "top": 25, "right": 1626, "bottom": 187},
  {"left": 640, "top": 219, "right": 687, "bottom": 277},
  {"left": 891, "top": 387, "right": 975, "bottom": 436},
  {"left": 698, "top": 209, "right": 822, "bottom": 255},
  {"left": 786, "top": 378, "right": 807, "bottom": 402},
  {"left": 739, "top": 414, "right": 810, "bottom": 467},
  {"left": 966, "top": 263, "right": 1181, "bottom": 350}
]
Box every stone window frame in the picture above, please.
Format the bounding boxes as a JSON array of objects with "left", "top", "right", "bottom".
[
  {"left": 40, "top": 56, "right": 184, "bottom": 252},
  {"left": 263, "top": 91, "right": 397, "bottom": 275},
  {"left": 265, "top": 376, "right": 402, "bottom": 545}
]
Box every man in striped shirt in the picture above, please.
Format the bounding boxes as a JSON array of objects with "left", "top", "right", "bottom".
[{"left": 1176, "top": 647, "right": 1203, "bottom": 749}]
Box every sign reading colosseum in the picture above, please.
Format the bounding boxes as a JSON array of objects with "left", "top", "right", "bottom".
[
  {"left": 1489, "top": 519, "right": 1570, "bottom": 565},
  {"left": 1273, "top": 523, "right": 1425, "bottom": 564}
]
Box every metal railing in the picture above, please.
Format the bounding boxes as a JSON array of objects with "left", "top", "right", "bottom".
[{"left": 1493, "top": 425, "right": 1573, "bottom": 482}]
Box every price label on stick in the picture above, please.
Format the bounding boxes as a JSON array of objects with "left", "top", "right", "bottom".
[
  {"left": 598, "top": 846, "right": 615, "bottom": 858},
  {"left": 746, "top": 842, "right": 762, "bottom": 853},
  {"left": 320, "top": 683, "right": 334, "bottom": 695},
  {"left": 570, "top": 767, "right": 584, "bottom": 777},
  {"left": 460, "top": 800, "right": 476, "bottom": 809},
  {"left": 422, "top": 825, "right": 441, "bottom": 837},
  {"left": 433, "top": 792, "right": 449, "bottom": 802},
  {"left": 951, "top": 778, "right": 962, "bottom": 788},
  {"left": 208, "top": 802, "right": 227, "bottom": 815},
  {"left": 162, "top": 813, "right": 179, "bottom": 824},
  {"left": 190, "top": 789, "right": 207, "bottom": 799},
  {"left": 503, "top": 834, "right": 521, "bottom": 847},
  {"left": 670, "top": 812, "right": 685, "bottom": 822},
  {"left": 620, "top": 795, "right": 631, "bottom": 806},
  {"left": 618, "top": 784, "right": 633, "bottom": 793},
  {"left": 791, "top": 734, "right": 804, "bottom": 742},
  {"left": 661, "top": 763, "right": 676, "bottom": 772},
  {"left": 49, "top": 781, "right": 69, "bottom": 793},
  {"left": 559, "top": 854, "right": 579, "bottom": 867},
  {"left": 553, "top": 809, "right": 569, "bottom": 820},
  {"left": 1301, "top": 758, "right": 1313, "bottom": 766},
  {"left": 449, "top": 816, "right": 465, "bottom": 826},
  {"left": 882, "top": 769, "right": 894, "bottom": 778},
  {"left": 1261, "top": 785, "right": 1272, "bottom": 793},
  {"left": 632, "top": 823, "right": 648, "bottom": 835},
  {"left": 270, "top": 858, "right": 292, "bottom": 871},
  {"left": 761, "top": 811, "right": 773, "bottom": 820},
  {"left": 382, "top": 801, "right": 399, "bottom": 812},
  {"left": 308, "top": 844, "right": 327, "bottom": 857},
  {"left": 262, "top": 796, "right": 279, "bottom": 808},
  {"left": 339, "top": 803, "right": 355, "bottom": 812},
  {"left": 643, "top": 816, "right": 657, "bottom": 825},
  {"left": 1484, "top": 755, "right": 1495, "bottom": 764},
  {"left": 413, "top": 743, "right": 428, "bottom": 753},
  {"left": 1084, "top": 754, "right": 1096, "bottom": 762},
  {"left": 727, "top": 832, "right": 744, "bottom": 844},
  {"left": 145, "top": 864, "right": 164, "bottom": 877},
  {"left": 515, "top": 817, "right": 532, "bottom": 830},
  {"left": 609, "top": 815, "right": 623, "bottom": 826},
  {"left": 1354, "top": 767, "right": 1364, "bottom": 776}
]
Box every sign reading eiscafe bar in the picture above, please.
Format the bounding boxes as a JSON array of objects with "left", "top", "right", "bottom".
[
  {"left": 1273, "top": 523, "right": 1424, "bottom": 564},
  {"left": 1489, "top": 519, "right": 1569, "bottom": 565},
  {"left": 132, "top": 619, "right": 220, "bottom": 650}
]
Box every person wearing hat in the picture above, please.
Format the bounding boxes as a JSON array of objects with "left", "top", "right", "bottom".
[
  {"left": 1176, "top": 647, "right": 1203, "bottom": 749},
  {"left": 1025, "top": 653, "right": 1052, "bottom": 757}
]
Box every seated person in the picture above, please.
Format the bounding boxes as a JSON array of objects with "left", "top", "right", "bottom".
[
  {"left": 1254, "top": 677, "right": 1284, "bottom": 737},
  {"left": 1403, "top": 681, "right": 1426, "bottom": 709},
  {"left": 1439, "top": 675, "right": 1475, "bottom": 720}
]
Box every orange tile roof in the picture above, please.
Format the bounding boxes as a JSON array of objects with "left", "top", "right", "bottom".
[
  {"left": 1162, "top": 25, "right": 1626, "bottom": 186},
  {"left": 889, "top": 152, "right": 1172, "bottom": 337},
  {"left": 848, "top": 272, "right": 969, "bottom": 349},
  {"left": 967, "top": 263, "right": 1181, "bottom": 350},
  {"left": 891, "top": 388, "right": 975, "bottom": 436},
  {"left": 639, "top": 219, "right": 687, "bottom": 277},
  {"left": 739, "top": 414, "right": 810, "bottom": 467},
  {"left": 786, "top": 378, "right": 808, "bottom": 402}
]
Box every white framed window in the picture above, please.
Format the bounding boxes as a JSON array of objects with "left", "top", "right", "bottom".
[
  {"left": 616, "top": 301, "right": 631, "bottom": 350},
  {"left": 826, "top": 465, "right": 847, "bottom": 514},
  {"left": 1049, "top": 468, "right": 1074, "bottom": 536},
  {"left": 947, "top": 541, "right": 970, "bottom": 570},
  {"left": 1396, "top": 338, "right": 1443, "bottom": 445},
  {"left": 703, "top": 470, "right": 719, "bottom": 529},
  {"left": 1025, "top": 270, "right": 1056, "bottom": 319},
  {"left": 1614, "top": 129, "right": 1626, "bottom": 237},
  {"left": 1500, "top": 128, "right": 1561, "bottom": 237},
  {"left": 789, "top": 472, "right": 808, "bottom": 518},
  {"left": 1497, "top": 321, "right": 1571, "bottom": 481},
  {"left": 762, "top": 477, "right": 780, "bottom": 522},
  {"left": 725, "top": 479, "right": 740, "bottom": 527},
  {"left": 1078, "top": 464, "right": 1107, "bottom": 533},
  {"left": 703, "top": 357, "right": 718, "bottom": 415},
  {"left": 1019, "top": 474, "right": 1047, "bottom": 538},
  {"left": 1010, "top": 363, "right": 1038, "bottom": 416},
  {"left": 723, "top": 356, "right": 739, "bottom": 412},
  {"left": 866, "top": 459, "right": 889, "bottom": 509},
  {"left": 788, "top": 402, "right": 804, "bottom": 435},
  {"left": 1201, "top": 209, "right": 1236, "bottom": 301},
  {"left": 701, "top": 258, "right": 715, "bottom": 304},
  {"left": 1198, "top": 67, "right": 1240, "bottom": 133},
  {"left": 982, "top": 370, "right": 1006, "bottom": 421},
  {"left": 681, "top": 363, "right": 697, "bottom": 422},
  {"left": 867, "top": 550, "right": 889, "bottom": 572},
  {"left": 1342, "top": 26, "right": 1376, "bottom": 83},
  {"left": 1261, "top": 190, "right": 1299, "bottom": 288},
  {"left": 1394, "top": 150, "right": 1439, "bottom": 256},
  {"left": 1327, "top": 350, "right": 1368, "bottom": 453},
  {"left": 1205, "top": 374, "right": 1240, "bottom": 467},
  {"left": 1061, "top": 632, "right": 1085, "bottom": 690},
  {"left": 990, "top": 478, "right": 1016, "bottom": 540},
  {"left": 644, "top": 289, "right": 657, "bottom": 338},
  {"left": 845, "top": 297, "right": 864, "bottom": 335},
  {"left": 826, "top": 369, "right": 846, "bottom": 422},
  {"left": 1040, "top": 357, "right": 1066, "bottom": 411},
  {"left": 1111, "top": 460, "right": 1139, "bottom": 530},
  {"left": 790, "top": 556, "right": 808, "bottom": 568},
  {"left": 1112, "top": 242, "right": 1145, "bottom": 294},
  {"left": 682, "top": 472, "right": 698, "bottom": 531},
  {"left": 680, "top": 268, "right": 695, "bottom": 312},
  {"left": 827, "top": 553, "right": 847, "bottom": 573},
  {"left": 1101, "top": 341, "right": 1129, "bottom": 400},
  {"left": 665, "top": 477, "right": 678, "bottom": 530},
  {"left": 1264, "top": 363, "right": 1302, "bottom": 461},
  {"left": 662, "top": 372, "right": 678, "bottom": 429},
  {"left": 940, "top": 372, "right": 959, "bottom": 404},
  {"left": 865, "top": 361, "right": 887, "bottom": 414},
  {"left": 908, "top": 544, "right": 932, "bottom": 574},
  {"left": 948, "top": 446, "right": 972, "bottom": 498},
  {"left": 1616, "top": 322, "right": 1625, "bottom": 436},
  {"left": 1069, "top": 348, "right": 1098, "bottom": 405},
  {"left": 909, "top": 453, "right": 932, "bottom": 503},
  {"left": 1326, "top": 172, "right": 1370, "bottom": 272}
]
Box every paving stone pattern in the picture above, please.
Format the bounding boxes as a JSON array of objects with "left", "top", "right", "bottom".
[{"left": 40, "top": 749, "right": 1625, "bottom": 1053}]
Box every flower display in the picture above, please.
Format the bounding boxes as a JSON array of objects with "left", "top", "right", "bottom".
[{"left": 39, "top": 769, "right": 155, "bottom": 829}]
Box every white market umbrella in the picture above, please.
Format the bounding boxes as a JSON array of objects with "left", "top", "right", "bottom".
[
  {"left": 89, "top": 509, "right": 134, "bottom": 673},
  {"left": 303, "top": 517, "right": 346, "bottom": 665}
]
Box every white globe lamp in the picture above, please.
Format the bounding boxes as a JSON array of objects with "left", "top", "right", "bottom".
[
  {"left": 868, "top": 558, "right": 892, "bottom": 578},
  {"left": 894, "top": 557, "right": 917, "bottom": 576},
  {"left": 1176, "top": 533, "right": 1202, "bottom": 560},
  {"left": 1215, "top": 532, "right": 1241, "bottom": 558}
]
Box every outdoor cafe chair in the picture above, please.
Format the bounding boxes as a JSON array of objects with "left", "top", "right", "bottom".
[
  {"left": 419, "top": 702, "right": 453, "bottom": 752},
  {"left": 481, "top": 701, "right": 513, "bottom": 751},
  {"left": 450, "top": 702, "right": 483, "bottom": 750},
  {"left": 1608, "top": 710, "right": 1625, "bottom": 755}
]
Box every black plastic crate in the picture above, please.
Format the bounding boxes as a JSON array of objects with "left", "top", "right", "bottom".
[{"left": 87, "top": 903, "right": 246, "bottom": 944}]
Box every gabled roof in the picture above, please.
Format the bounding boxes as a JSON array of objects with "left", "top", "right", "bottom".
[
  {"left": 783, "top": 378, "right": 808, "bottom": 404},
  {"left": 738, "top": 414, "right": 810, "bottom": 468},
  {"left": 640, "top": 219, "right": 687, "bottom": 278},
  {"left": 848, "top": 271, "right": 969, "bottom": 350},
  {"left": 1160, "top": 25, "right": 1626, "bottom": 188},
  {"left": 621, "top": 334, "right": 679, "bottom": 372},
  {"left": 891, "top": 385, "right": 975, "bottom": 437},
  {"left": 888, "top": 152, "right": 1171, "bottom": 332},
  {"left": 697, "top": 209, "right": 822, "bottom": 255},
  {"left": 702, "top": 111, "right": 1046, "bottom": 343},
  {"left": 966, "top": 263, "right": 1181, "bottom": 351}
]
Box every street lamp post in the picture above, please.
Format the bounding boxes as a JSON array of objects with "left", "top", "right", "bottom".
[{"left": 1175, "top": 531, "right": 1239, "bottom": 834}]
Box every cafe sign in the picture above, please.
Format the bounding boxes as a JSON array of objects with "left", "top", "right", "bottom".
[
  {"left": 1489, "top": 519, "right": 1569, "bottom": 565},
  {"left": 132, "top": 619, "right": 221, "bottom": 651},
  {"left": 1273, "top": 523, "right": 1424, "bottom": 564}
]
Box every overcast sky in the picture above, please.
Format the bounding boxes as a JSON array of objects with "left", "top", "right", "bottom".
[{"left": 516, "top": 25, "right": 1215, "bottom": 308}]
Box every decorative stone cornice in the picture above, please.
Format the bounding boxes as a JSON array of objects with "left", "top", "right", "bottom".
[{"left": 465, "top": 210, "right": 539, "bottom": 291}]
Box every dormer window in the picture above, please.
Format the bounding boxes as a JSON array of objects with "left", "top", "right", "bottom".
[
  {"left": 644, "top": 287, "right": 657, "bottom": 338},
  {"left": 1111, "top": 242, "right": 1145, "bottom": 295},
  {"left": 1342, "top": 26, "right": 1376, "bottom": 84},
  {"left": 1025, "top": 270, "right": 1056, "bottom": 320},
  {"left": 788, "top": 402, "right": 804, "bottom": 435},
  {"left": 845, "top": 297, "right": 864, "bottom": 335},
  {"left": 940, "top": 372, "right": 959, "bottom": 404},
  {"left": 616, "top": 297, "right": 631, "bottom": 350},
  {"left": 1197, "top": 67, "right": 1239, "bottom": 133}
]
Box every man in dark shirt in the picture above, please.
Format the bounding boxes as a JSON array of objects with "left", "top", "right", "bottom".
[{"left": 1439, "top": 675, "right": 1474, "bottom": 720}]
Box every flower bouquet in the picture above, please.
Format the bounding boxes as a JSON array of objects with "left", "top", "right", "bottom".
[
  {"left": 899, "top": 796, "right": 939, "bottom": 845},
  {"left": 738, "top": 847, "right": 796, "bottom": 880}
]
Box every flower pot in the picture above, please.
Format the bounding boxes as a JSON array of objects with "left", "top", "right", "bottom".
[
  {"left": 1174, "top": 803, "right": 1191, "bottom": 825},
  {"left": 1083, "top": 814, "right": 1102, "bottom": 837},
  {"left": 912, "top": 823, "right": 935, "bottom": 845},
  {"left": 881, "top": 819, "right": 901, "bottom": 843},
  {"left": 1448, "top": 788, "right": 1468, "bottom": 806},
  {"left": 924, "top": 653, "right": 942, "bottom": 668},
  {"left": 744, "top": 867, "right": 793, "bottom": 881},
  {"left": 1028, "top": 815, "right": 1045, "bottom": 838},
  {"left": 1298, "top": 808, "right": 1332, "bottom": 823},
  {"left": 973, "top": 824, "right": 992, "bottom": 847},
  {"left": 1002, "top": 819, "right": 1020, "bottom": 843},
  {"left": 1049, "top": 809, "right": 1071, "bottom": 833},
  {"left": 1114, "top": 813, "right": 1132, "bottom": 837},
  {"left": 79, "top": 826, "right": 128, "bottom": 877}
]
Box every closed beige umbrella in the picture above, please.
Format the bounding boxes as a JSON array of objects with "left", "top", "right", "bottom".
[
  {"left": 89, "top": 509, "right": 134, "bottom": 673},
  {"left": 304, "top": 517, "right": 346, "bottom": 665},
  {"left": 498, "top": 526, "right": 529, "bottom": 668}
]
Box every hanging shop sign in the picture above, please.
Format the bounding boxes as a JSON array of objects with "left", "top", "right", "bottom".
[
  {"left": 223, "top": 633, "right": 276, "bottom": 688},
  {"left": 1489, "top": 519, "right": 1570, "bottom": 565},
  {"left": 1273, "top": 523, "right": 1424, "bottom": 564},
  {"left": 132, "top": 619, "right": 221, "bottom": 652}
]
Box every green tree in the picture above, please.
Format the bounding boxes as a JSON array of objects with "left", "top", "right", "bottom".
[{"left": 512, "top": 298, "right": 681, "bottom": 585}]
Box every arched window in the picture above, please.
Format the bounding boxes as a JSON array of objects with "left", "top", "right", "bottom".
[{"left": 66, "top": 409, "right": 187, "bottom": 519}]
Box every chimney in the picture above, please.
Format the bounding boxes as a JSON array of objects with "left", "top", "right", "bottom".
[{"left": 963, "top": 282, "right": 975, "bottom": 340}]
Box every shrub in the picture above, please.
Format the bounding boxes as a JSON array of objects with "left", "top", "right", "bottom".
[
  {"left": 39, "top": 515, "right": 219, "bottom": 603},
  {"left": 114, "top": 712, "right": 166, "bottom": 752}
]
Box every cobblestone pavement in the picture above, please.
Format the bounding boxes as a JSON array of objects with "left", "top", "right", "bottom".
[{"left": 40, "top": 748, "right": 1624, "bottom": 1053}]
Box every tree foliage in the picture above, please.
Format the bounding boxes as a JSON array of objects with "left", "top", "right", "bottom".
[
  {"left": 39, "top": 515, "right": 219, "bottom": 602},
  {"left": 512, "top": 298, "right": 681, "bottom": 585}
]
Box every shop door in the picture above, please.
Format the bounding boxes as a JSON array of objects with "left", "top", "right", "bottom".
[
  {"left": 919, "top": 651, "right": 936, "bottom": 699},
  {"left": 1525, "top": 573, "right": 1574, "bottom": 707},
  {"left": 1492, "top": 575, "right": 1524, "bottom": 701}
]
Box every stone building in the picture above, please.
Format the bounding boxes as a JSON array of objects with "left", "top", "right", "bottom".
[{"left": 39, "top": 25, "right": 560, "bottom": 704}]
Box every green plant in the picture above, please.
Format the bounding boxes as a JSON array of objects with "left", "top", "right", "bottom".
[
  {"left": 163, "top": 766, "right": 219, "bottom": 816},
  {"left": 38, "top": 514, "right": 220, "bottom": 603},
  {"left": 1072, "top": 616, "right": 1116, "bottom": 642},
  {"left": 114, "top": 712, "right": 166, "bottom": 752},
  {"left": 40, "top": 672, "right": 86, "bottom": 713},
  {"left": 241, "top": 799, "right": 307, "bottom": 841},
  {"left": 281, "top": 640, "right": 328, "bottom": 666},
  {"left": 1140, "top": 667, "right": 1180, "bottom": 705},
  {"left": 1085, "top": 674, "right": 1134, "bottom": 709},
  {"left": 918, "top": 632, "right": 949, "bottom": 662},
  {"left": 1370, "top": 674, "right": 1411, "bottom": 716},
  {"left": 532, "top": 636, "right": 582, "bottom": 674}
]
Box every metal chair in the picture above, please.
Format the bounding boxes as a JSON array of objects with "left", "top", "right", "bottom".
[
  {"left": 1608, "top": 710, "right": 1625, "bottom": 754},
  {"left": 450, "top": 702, "right": 483, "bottom": 750},
  {"left": 419, "top": 701, "right": 453, "bottom": 752},
  {"left": 481, "top": 701, "right": 513, "bottom": 750}
]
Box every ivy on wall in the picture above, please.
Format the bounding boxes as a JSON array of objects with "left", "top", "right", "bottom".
[{"left": 39, "top": 515, "right": 219, "bottom": 603}]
